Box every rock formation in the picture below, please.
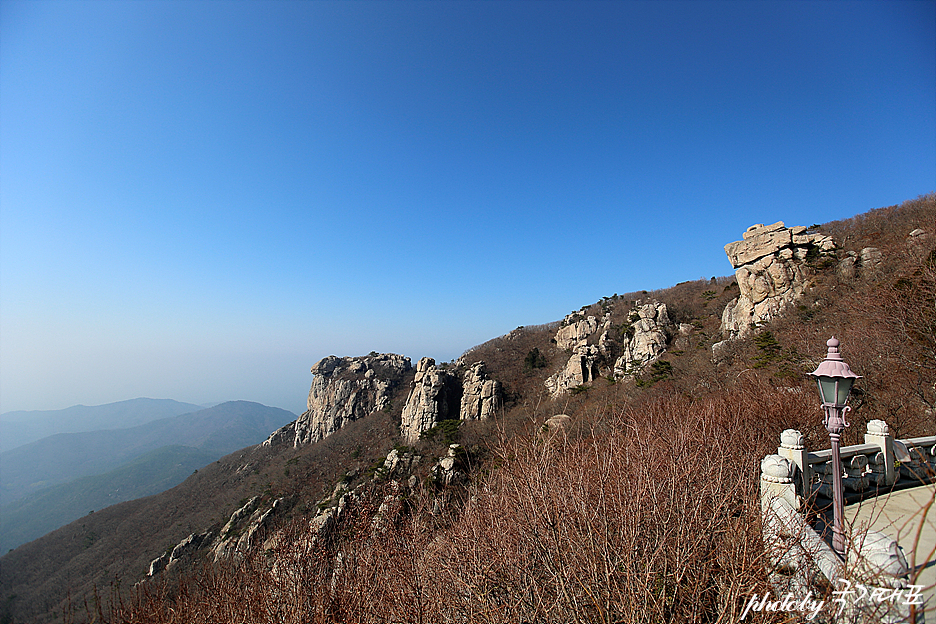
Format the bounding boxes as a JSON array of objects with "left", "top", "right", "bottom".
[
  {"left": 612, "top": 301, "right": 673, "bottom": 376},
  {"left": 382, "top": 448, "right": 421, "bottom": 479},
  {"left": 459, "top": 361, "right": 502, "bottom": 421},
  {"left": 555, "top": 314, "right": 599, "bottom": 350},
  {"left": 541, "top": 414, "right": 571, "bottom": 438},
  {"left": 400, "top": 358, "right": 461, "bottom": 444},
  {"left": 545, "top": 344, "right": 602, "bottom": 396},
  {"left": 264, "top": 353, "right": 411, "bottom": 447},
  {"left": 431, "top": 444, "right": 466, "bottom": 486},
  {"left": 719, "top": 222, "right": 835, "bottom": 340},
  {"left": 545, "top": 300, "right": 673, "bottom": 396},
  {"left": 210, "top": 497, "right": 283, "bottom": 562},
  {"left": 149, "top": 530, "right": 213, "bottom": 575},
  {"left": 908, "top": 227, "right": 931, "bottom": 261}
]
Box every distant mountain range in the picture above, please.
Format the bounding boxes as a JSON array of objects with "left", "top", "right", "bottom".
[
  {"left": 0, "top": 400, "right": 296, "bottom": 552},
  {"left": 0, "top": 397, "right": 203, "bottom": 453},
  {"left": 0, "top": 445, "right": 217, "bottom": 553}
]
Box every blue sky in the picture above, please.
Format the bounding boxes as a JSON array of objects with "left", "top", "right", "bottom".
[{"left": 1, "top": 0, "right": 934, "bottom": 415}]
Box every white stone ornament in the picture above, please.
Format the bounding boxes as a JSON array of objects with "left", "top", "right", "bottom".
[
  {"left": 780, "top": 429, "right": 804, "bottom": 449},
  {"left": 761, "top": 455, "right": 795, "bottom": 483}
]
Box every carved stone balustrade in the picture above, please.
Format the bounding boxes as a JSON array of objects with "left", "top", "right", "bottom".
[
  {"left": 898, "top": 442, "right": 936, "bottom": 480},
  {"left": 760, "top": 420, "right": 935, "bottom": 622},
  {"left": 776, "top": 419, "right": 935, "bottom": 501}
]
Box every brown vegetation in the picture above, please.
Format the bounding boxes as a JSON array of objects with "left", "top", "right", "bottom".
[{"left": 80, "top": 381, "right": 817, "bottom": 624}]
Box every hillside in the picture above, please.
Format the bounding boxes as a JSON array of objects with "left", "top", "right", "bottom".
[
  {"left": 0, "top": 398, "right": 202, "bottom": 453},
  {"left": 0, "top": 406, "right": 404, "bottom": 624},
  {"left": 0, "top": 401, "right": 295, "bottom": 504},
  {"left": 0, "top": 402, "right": 296, "bottom": 553},
  {"left": 1, "top": 194, "right": 933, "bottom": 624},
  {"left": 0, "top": 446, "right": 217, "bottom": 554}
]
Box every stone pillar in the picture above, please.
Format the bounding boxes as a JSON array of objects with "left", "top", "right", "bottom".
[
  {"left": 761, "top": 454, "right": 798, "bottom": 512},
  {"left": 864, "top": 419, "right": 896, "bottom": 486},
  {"left": 777, "top": 429, "right": 811, "bottom": 500}
]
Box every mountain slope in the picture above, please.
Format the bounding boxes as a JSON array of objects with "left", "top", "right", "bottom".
[
  {"left": 0, "top": 401, "right": 295, "bottom": 504},
  {"left": 0, "top": 405, "right": 402, "bottom": 624},
  {"left": 0, "top": 445, "right": 217, "bottom": 553},
  {"left": 0, "top": 398, "right": 202, "bottom": 453}
]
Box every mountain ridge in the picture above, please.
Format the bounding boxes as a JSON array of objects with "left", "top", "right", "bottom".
[
  {"left": 0, "top": 401, "right": 296, "bottom": 553},
  {"left": 0, "top": 445, "right": 218, "bottom": 553},
  {"left": 0, "top": 398, "right": 203, "bottom": 453}
]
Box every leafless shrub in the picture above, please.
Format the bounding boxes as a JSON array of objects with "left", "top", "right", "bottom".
[{"left": 104, "top": 381, "right": 805, "bottom": 623}]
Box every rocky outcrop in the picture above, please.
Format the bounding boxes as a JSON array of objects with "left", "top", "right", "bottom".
[
  {"left": 545, "top": 345, "right": 602, "bottom": 396},
  {"left": 210, "top": 498, "right": 283, "bottom": 562},
  {"left": 459, "top": 361, "right": 502, "bottom": 421},
  {"left": 908, "top": 228, "right": 930, "bottom": 260},
  {"left": 544, "top": 300, "right": 673, "bottom": 396},
  {"left": 431, "top": 444, "right": 466, "bottom": 486},
  {"left": 859, "top": 247, "right": 883, "bottom": 277},
  {"left": 148, "top": 530, "right": 213, "bottom": 576},
  {"left": 400, "top": 358, "right": 461, "bottom": 444},
  {"left": 382, "top": 448, "right": 421, "bottom": 479},
  {"left": 836, "top": 247, "right": 887, "bottom": 281},
  {"left": 719, "top": 222, "right": 835, "bottom": 339},
  {"left": 836, "top": 252, "right": 858, "bottom": 280},
  {"left": 541, "top": 414, "right": 571, "bottom": 439},
  {"left": 612, "top": 301, "right": 673, "bottom": 376},
  {"left": 555, "top": 315, "right": 599, "bottom": 350},
  {"left": 264, "top": 353, "right": 411, "bottom": 447},
  {"left": 147, "top": 553, "right": 168, "bottom": 577}
]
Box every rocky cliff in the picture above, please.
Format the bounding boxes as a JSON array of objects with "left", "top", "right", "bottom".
[
  {"left": 399, "top": 358, "right": 462, "bottom": 444},
  {"left": 459, "top": 361, "right": 502, "bottom": 422},
  {"left": 264, "top": 353, "right": 411, "bottom": 447},
  {"left": 718, "top": 221, "right": 835, "bottom": 340},
  {"left": 545, "top": 345, "right": 603, "bottom": 396},
  {"left": 554, "top": 315, "right": 600, "bottom": 350},
  {"left": 612, "top": 301, "right": 674, "bottom": 377}
]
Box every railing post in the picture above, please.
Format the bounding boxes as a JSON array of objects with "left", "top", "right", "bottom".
[
  {"left": 777, "top": 429, "right": 811, "bottom": 500},
  {"left": 864, "top": 419, "right": 896, "bottom": 486},
  {"left": 761, "top": 454, "right": 798, "bottom": 512}
]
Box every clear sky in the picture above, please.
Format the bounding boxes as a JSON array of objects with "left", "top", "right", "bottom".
[{"left": 1, "top": 0, "right": 934, "bottom": 416}]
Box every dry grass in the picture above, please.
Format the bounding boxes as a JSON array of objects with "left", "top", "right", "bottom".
[{"left": 97, "top": 380, "right": 812, "bottom": 624}]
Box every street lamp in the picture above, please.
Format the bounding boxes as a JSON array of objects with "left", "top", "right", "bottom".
[{"left": 809, "top": 336, "right": 861, "bottom": 557}]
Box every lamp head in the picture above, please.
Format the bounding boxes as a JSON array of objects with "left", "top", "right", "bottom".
[{"left": 809, "top": 337, "right": 861, "bottom": 406}]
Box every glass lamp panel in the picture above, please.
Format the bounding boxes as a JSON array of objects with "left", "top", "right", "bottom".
[
  {"left": 836, "top": 377, "right": 854, "bottom": 405},
  {"left": 817, "top": 377, "right": 837, "bottom": 404}
]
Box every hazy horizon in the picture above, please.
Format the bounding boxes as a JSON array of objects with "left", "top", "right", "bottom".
[{"left": 2, "top": 0, "right": 934, "bottom": 415}]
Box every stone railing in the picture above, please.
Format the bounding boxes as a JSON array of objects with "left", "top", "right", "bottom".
[
  {"left": 760, "top": 420, "right": 935, "bottom": 623},
  {"left": 773, "top": 419, "right": 936, "bottom": 502}
]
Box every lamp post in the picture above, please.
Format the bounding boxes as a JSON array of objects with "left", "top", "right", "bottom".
[{"left": 809, "top": 336, "right": 861, "bottom": 557}]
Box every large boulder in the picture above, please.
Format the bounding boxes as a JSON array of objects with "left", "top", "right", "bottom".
[
  {"left": 400, "top": 358, "right": 461, "bottom": 444},
  {"left": 720, "top": 222, "right": 835, "bottom": 339},
  {"left": 264, "top": 353, "right": 411, "bottom": 447}
]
